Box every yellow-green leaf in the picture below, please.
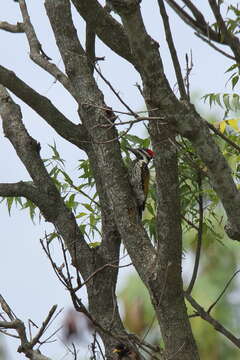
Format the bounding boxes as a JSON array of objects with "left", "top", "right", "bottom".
[
  {"left": 227, "top": 118, "right": 240, "bottom": 131},
  {"left": 219, "top": 120, "right": 227, "bottom": 133}
]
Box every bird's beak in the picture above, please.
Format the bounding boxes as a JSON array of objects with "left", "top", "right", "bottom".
[{"left": 112, "top": 349, "right": 120, "bottom": 353}]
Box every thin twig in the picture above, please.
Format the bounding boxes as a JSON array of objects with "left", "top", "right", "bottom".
[
  {"left": 207, "top": 269, "right": 240, "bottom": 314},
  {"left": 30, "top": 305, "right": 58, "bottom": 347},
  {"left": 185, "top": 292, "right": 240, "bottom": 348},
  {"left": 184, "top": 51, "right": 193, "bottom": 100},
  {"left": 18, "top": 0, "right": 76, "bottom": 98},
  {"left": 94, "top": 65, "right": 139, "bottom": 118},
  {"left": 79, "top": 262, "right": 132, "bottom": 289},
  {"left": 186, "top": 172, "right": 203, "bottom": 294},
  {"left": 195, "top": 32, "right": 235, "bottom": 60},
  {"left": 181, "top": 215, "right": 199, "bottom": 231},
  {"left": 207, "top": 122, "right": 240, "bottom": 153},
  {"left": 158, "top": 0, "right": 187, "bottom": 100}
]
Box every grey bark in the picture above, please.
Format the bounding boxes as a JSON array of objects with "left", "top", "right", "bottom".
[{"left": 1, "top": 0, "right": 240, "bottom": 359}]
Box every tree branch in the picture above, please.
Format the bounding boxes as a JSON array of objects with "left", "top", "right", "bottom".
[
  {"left": 71, "top": 0, "right": 134, "bottom": 65},
  {"left": 0, "top": 296, "right": 53, "bottom": 360},
  {"left": 186, "top": 172, "right": 203, "bottom": 294},
  {"left": 0, "top": 85, "right": 93, "bottom": 278},
  {"left": 85, "top": 23, "right": 96, "bottom": 74},
  {"left": 0, "top": 65, "right": 90, "bottom": 151},
  {"left": 18, "top": 0, "right": 77, "bottom": 98},
  {"left": 0, "top": 21, "right": 24, "bottom": 33},
  {"left": 0, "top": 181, "right": 38, "bottom": 199},
  {"left": 165, "top": 0, "right": 223, "bottom": 44},
  {"left": 185, "top": 292, "right": 240, "bottom": 349},
  {"left": 195, "top": 32, "right": 235, "bottom": 60},
  {"left": 157, "top": 0, "right": 187, "bottom": 100},
  {"left": 208, "top": 0, "right": 240, "bottom": 61}
]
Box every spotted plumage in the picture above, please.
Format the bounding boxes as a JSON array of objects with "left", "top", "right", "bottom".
[{"left": 127, "top": 147, "right": 155, "bottom": 218}]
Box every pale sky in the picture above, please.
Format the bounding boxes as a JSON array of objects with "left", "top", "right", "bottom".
[{"left": 0, "top": 1, "right": 237, "bottom": 359}]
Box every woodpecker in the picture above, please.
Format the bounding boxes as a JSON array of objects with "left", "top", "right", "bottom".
[
  {"left": 113, "top": 343, "right": 140, "bottom": 360},
  {"left": 127, "top": 147, "right": 155, "bottom": 218}
]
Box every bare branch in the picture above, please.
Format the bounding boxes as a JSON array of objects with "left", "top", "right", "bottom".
[
  {"left": 186, "top": 172, "right": 203, "bottom": 294},
  {"left": 30, "top": 305, "right": 58, "bottom": 348},
  {"left": 185, "top": 292, "right": 240, "bottom": 349},
  {"left": 165, "top": 0, "right": 223, "bottom": 43},
  {"left": 206, "top": 122, "right": 240, "bottom": 153},
  {"left": 0, "top": 21, "right": 24, "bottom": 33},
  {"left": 0, "top": 296, "right": 53, "bottom": 359},
  {"left": 71, "top": 0, "right": 134, "bottom": 64},
  {"left": 18, "top": 0, "right": 77, "bottom": 98},
  {"left": 207, "top": 269, "right": 240, "bottom": 314},
  {"left": 208, "top": 0, "right": 240, "bottom": 61},
  {"left": 195, "top": 32, "right": 235, "bottom": 60},
  {"left": 0, "top": 181, "right": 38, "bottom": 200},
  {"left": 0, "top": 65, "right": 90, "bottom": 150},
  {"left": 0, "top": 86, "right": 93, "bottom": 277},
  {"left": 157, "top": 0, "right": 187, "bottom": 100}
]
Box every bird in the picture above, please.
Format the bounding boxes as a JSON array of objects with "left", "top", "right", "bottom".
[
  {"left": 127, "top": 147, "right": 155, "bottom": 218},
  {"left": 113, "top": 343, "right": 140, "bottom": 360}
]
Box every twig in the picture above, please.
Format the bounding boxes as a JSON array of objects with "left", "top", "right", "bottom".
[
  {"left": 184, "top": 51, "right": 193, "bottom": 100},
  {"left": 18, "top": 0, "right": 76, "bottom": 98},
  {"left": 206, "top": 122, "right": 240, "bottom": 153},
  {"left": 195, "top": 32, "right": 235, "bottom": 60},
  {"left": 186, "top": 172, "right": 203, "bottom": 294},
  {"left": 30, "top": 305, "right": 58, "bottom": 347},
  {"left": 0, "top": 329, "right": 20, "bottom": 339},
  {"left": 181, "top": 215, "right": 199, "bottom": 231},
  {"left": 157, "top": 0, "right": 187, "bottom": 100},
  {"left": 0, "top": 295, "right": 17, "bottom": 320},
  {"left": 208, "top": 0, "right": 240, "bottom": 60},
  {"left": 185, "top": 292, "right": 240, "bottom": 348},
  {"left": 94, "top": 65, "right": 139, "bottom": 118},
  {"left": 79, "top": 261, "right": 132, "bottom": 289},
  {"left": 95, "top": 335, "right": 105, "bottom": 360},
  {"left": 165, "top": 0, "right": 222, "bottom": 44},
  {"left": 207, "top": 269, "right": 240, "bottom": 314}
]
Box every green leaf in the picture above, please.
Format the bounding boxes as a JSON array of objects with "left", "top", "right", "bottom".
[
  {"left": 6, "top": 197, "right": 14, "bottom": 215},
  {"left": 47, "top": 232, "right": 59, "bottom": 243},
  {"left": 60, "top": 170, "right": 73, "bottom": 185},
  {"left": 76, "top": 212, "right": 87, "bottom": 218},
  {"left": 82, "top": 203, "right": 94, "bottom": 212},
  {"left": 232, "top": 75, "right": 239, "bottom": 89},
  {"left": 89, "top": 242, "right": 101, "bottom": 248}
]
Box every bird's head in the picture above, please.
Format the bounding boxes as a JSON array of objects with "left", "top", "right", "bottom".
[{"left": 127, "top": 147, "right": 155, "bottom": 164}]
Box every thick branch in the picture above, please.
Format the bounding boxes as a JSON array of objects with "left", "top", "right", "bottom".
[
  {"left": 108, "top": 2, "right": 199, "bottom": 359},
  {"left": 45, "top": 0, "right": 156, "bottom": 277},
  {"left": 0, "top": 181, "right": 38, "bottom": 199},
  {"left": 85, "top": 23, "right": 96, "bottom": 74},
  {"left": 0, "top": 86, "right": 93, "bottom": 278},
  {"left": 0, "top": 65, "right": 90, "bottom": 150},
  {"left": 71, "top": 0, "right": 134, "bottom": 65},
  {"left": 108, "top": 1, "right": 240, "bottom": 242}
]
